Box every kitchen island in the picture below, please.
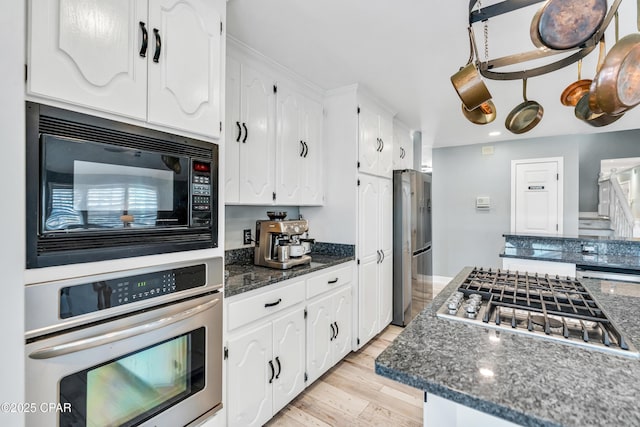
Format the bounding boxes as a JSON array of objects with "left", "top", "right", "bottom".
[{"left": 375, "top": 266, "right": 640, "bottom": 427}]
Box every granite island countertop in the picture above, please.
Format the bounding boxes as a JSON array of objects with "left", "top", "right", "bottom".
[
  {"left": 225, "top": 252, "right": 354, "bottom": 298},
  {"left": 375, "top": 266, "right": 640, "bottom": 427}
]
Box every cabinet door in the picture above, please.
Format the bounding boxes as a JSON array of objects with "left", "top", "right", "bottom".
[
  {"left": 358, "top": 105, "right": 380, "bottom": 176},
  {"left": 358, "top": 174, "right": 380, "bottom": 264},
  {"left": 378, "top": 114, "right": 394, "bottom": 177},
  {"left": 147, "top": 0, "right": 223, "bottom": 137},
  {"left": 332, "top": 286, "right": 353, "bottom": 361},
  {"left": 306, "top": 294, "right": 333, "bottom": 384},
  {"left": 239, "top": 64, "right": 276, "bottom": 204},
  {"left": 301, "top": 97, "right": 324, "bottom": 205},
  {"left": 275, "top": 86, "right": 302, "bottom": 205},
  {"left": 392, "top": 125, "right": 403, "bottom": 170},
  {"left": 272, "top": 309, "right": 306, "bottom": 414},
  {"left": 378, "top": 250, "right": 393, "bottom": 331},
  {"left": 379, "top": 177, "right": 393, "bottom": 254},
  {"left": 227, "top": 323, "right": 273, "bottom": 427},
  {"left": 225, "top": 57, "right": 242, "bottom": 203},
  {"left": 29, "top": 0, "right": 147, "bottom": 119},
  {"left": 358, "top": 259, "right": 379, "bottom": 347}
]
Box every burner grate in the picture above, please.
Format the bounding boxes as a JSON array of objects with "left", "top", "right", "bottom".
[{"left": 435, "top": 267, "right": 638, "bottom": 357}]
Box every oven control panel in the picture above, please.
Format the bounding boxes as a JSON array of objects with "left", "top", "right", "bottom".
[
  {"left": 191, "top": 160, "right": 212, "bottom": 227},
  {"left": 59, "top": 264, "right": 207, "bottom": 319}
]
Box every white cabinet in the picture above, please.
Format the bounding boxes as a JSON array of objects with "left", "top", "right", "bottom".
[
  {"left": 226, "top": 308, "right": 305, "bottom": 427},
  {"left": 306, "top": 285, "right": 352, "bottom": 384},
  {"left": 28, "top": 0, "right": 224, "bottom": 138},
  {"left": 393, "top": 119, "right": 414, "bottom": 170},
  {"left": 275, "top": 86, "right": 323, "bottom": 206},
  {"left": 425, "top": 393, "right": 519, "bottom": 427},
  {"left": 225, "top": 57, "right": 276, "bottom": 204},
  {"left": 358, "top": 102, "right": 393, "bottom": 178},
  {"left": 358, "top": 174, "right": 393, "bottom": 346}
]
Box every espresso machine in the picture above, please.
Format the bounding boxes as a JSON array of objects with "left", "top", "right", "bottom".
[{"left": 254, "top": 212, "right": 312, "bottom": 269}]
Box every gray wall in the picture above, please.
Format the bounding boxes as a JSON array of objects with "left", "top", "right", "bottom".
[
  {"left": 578, "top": 129, "right": 640, "bottom": 212},
  {"left": 433, "top": 135, "right": 580, "bottom": 278}
]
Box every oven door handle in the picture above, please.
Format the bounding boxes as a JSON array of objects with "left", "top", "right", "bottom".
[{"left": 28, "top": 297, "right": 220, "bottom": 360}]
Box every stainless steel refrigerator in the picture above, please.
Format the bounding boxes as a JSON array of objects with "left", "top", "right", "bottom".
[{"left": 392, "top": 169, "right": 432, "bottom": 326}]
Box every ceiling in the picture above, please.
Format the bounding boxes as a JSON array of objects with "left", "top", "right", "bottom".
[{"left": 226, "top": 0, "right": 640, "bottom": 156}]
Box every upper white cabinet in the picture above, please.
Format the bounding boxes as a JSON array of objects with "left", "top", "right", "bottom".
[
  {"left": 358, "top": 102, "right": 393, "bottom": 178},
  {"left": 225, "top": 40, "right": 324, "bottom": 206},
  {"left": 225, "top": 57, "right": 276, "bottom": 204},
  {"left": 28, "top": 0, "right": 224, "bottom": 138},
  {"left": 276, "top": 86, "right": 324, "bottom": 206},
  {"left": 393, "top": 119, "right": 414, "bottom": 170}
]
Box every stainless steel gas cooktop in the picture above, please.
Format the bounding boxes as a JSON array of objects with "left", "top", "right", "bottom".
[{"left": 436, "top": 267, "right": 639, "bottom": 358}]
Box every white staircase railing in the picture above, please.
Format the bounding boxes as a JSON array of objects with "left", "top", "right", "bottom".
[{"left": 598, "top": 172, "right": 634, "bottom": 238}]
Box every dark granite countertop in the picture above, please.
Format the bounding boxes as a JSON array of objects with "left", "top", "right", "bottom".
[
  {"left": 225, "top": 253, "right": 354, "bottom": 298},
  {"left": 500, "top": 247, "right": 640, "bottom": 270},
  {"left": 375, "top": 267, "right": 640, "bottom": 427}
]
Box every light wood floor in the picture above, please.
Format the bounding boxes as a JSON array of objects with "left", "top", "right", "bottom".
[{"left": 265, "top": 325, "right": 423, "bottom": 427}]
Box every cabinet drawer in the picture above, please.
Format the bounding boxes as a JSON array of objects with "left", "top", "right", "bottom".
[
  {"left": 227, "top": 280, "right": 305, "bottom": 331},
  {"left": 306, "top": 265, "right": 353, "bottom": 299}
]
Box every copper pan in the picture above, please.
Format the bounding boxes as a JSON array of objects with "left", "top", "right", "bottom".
[
  {"left": 451, "top": 27, "right": 492, "bottom": 110},
  {"left": 462, "top": 101, "right": 496, "bottom": 125},
  {"left": 505, "top": 79, "right": 544, "bottom": 134},
  {"left": 560, "top": 60, "right": 592, "bottom": 106},
  {"left": 588, "top": 36, "right": 607, "bottom": 114},
  {"left": 533, "top": 0, "right": 607, "bottom": 50},
  {"left": 574, "top": 92, "right": 624, "bottom": 126},
  {"left": 594, "top": 29, "right": 640, "bottom": 115}
]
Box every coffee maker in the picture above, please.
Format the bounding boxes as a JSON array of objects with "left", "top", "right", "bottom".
[{"left": 254, "top": 212, "right": 312, "bottom": 269}]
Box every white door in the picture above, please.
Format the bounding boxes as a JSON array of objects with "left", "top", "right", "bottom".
[
  {"left": 306, "top": 294, "right": 333, "bottom": 384},
  {"left": 227, "top": 323, "right": 273, "bottom": 427},
  {"left": 272, "top": 309, "right": 305, "bottom": 414},
  {"left": 240, "top": 64, "right": 275, "bottom": 204},
  {"left": 301, "top": 97, "right": 324, "bottom": 205},
  {"left": 512, "top": 159, "right": 562, "bottom": 235},
  {"left": 378, "top": 114, "right": 394, "bottom": 177},
  {"left": 379, "top": 178, "right": 394, "bottom": 254},
  {"left": 332, "top": 286, "right": 353, "bottom": 360},
  {"left": 225, "top": 57, "right": 242, "bottom": 203},
  {"left": 378, "top": 250, "right": 393, "bottom": 331},
  {"left": 147, "top": 0, "right": 222, "bottom": 137},
  {"left": 359, "top": 174, "right": 380, "bottom": 264},
  {"left": 29, "top": 0, "right": 148, "bottom": 119},
  {"left": 358, "top": 106, "right": 380, "bottom": 176},
  {"left": 358, "top": 260, "right": 379, "bottom": 347},
  {"left": 275, "top": 86, "right": 302, "bottom": 205}
]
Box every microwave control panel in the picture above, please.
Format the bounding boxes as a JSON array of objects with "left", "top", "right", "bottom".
[
  {"left": 59, "top": 264, "right": 207, "bottom": 319},
  {"left": 191, "top": 160, "right": 212, "bottom": 227}
]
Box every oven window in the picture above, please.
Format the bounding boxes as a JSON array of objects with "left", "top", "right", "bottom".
[
  {"left": 59, "top": 328, "right": 205, "bottom": 427},
  {"left": 41, "top": 135, "right": 189, "bottom": 233}
]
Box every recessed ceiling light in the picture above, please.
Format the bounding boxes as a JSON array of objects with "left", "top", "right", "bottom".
[{"left": 489, "top": 131, "right": 501, "bottom": 137}]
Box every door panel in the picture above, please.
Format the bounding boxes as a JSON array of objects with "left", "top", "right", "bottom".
[
  {"left": 240, "top": 64, "right": 275, "bottom": 204},
  {"left": 514, "top": 161, "right": 559, "bottom": 235},
  {"left": 378, "top": 115, "right": 394, "bottom": 177},
  {"left": 227, "top": 323, "right": 273, "bottom": 427},
  {"left": 29, "top": 0, "right": 147, "bottom": 119},
  {"left": 225, "top": 57, "right": 241, "bottom": 203},
  {"left": 358, "top": 259, "right": 378, "bottom": 347},
  {"left": 378, "top": 250, "right": 393, "bottom": 331},
  {"left": 306, "top": 295, "right": 333, "bottom": 384},
  {"left": 379, "top": 178, "right": 393, "bottom": 254},
  {"left": 147, "top": 0, "right": 222, "bottom": 137},
  {"left": 275, "top": 87, "right": 302, "bottom": 205},
  {"left": 332, "top": 287, "right": 353, "bottom": 360},
  {"left": 272, "top": 309, "right": 305, "bottom": 414},
  {"left": 358, "top": 106, "right": 379, "bottom": 176},
  {"left": 302, "top": 97, "right": 324, "bottom": 205},
  {"left": 358, "top": 174, "right": 379, "bottom": 264}
]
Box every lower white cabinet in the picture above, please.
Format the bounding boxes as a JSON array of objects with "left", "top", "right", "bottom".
[
  {"left": 425, "top": 393, "right": 519, "bottom": 427},
  {"left": 226, "top": 307, "right": 305, "bottom": 427},
  {"left": 306, "top": 285, "right": 352, "bottom": 384}
]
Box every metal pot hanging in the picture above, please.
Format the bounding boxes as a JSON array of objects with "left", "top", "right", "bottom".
[
  {"left": 531, "top": 0, "right": 608, "bottom": 50},
  {"left": 451, "top": 27, "right": 492, "bottom": 110},
  {"left": 461, "top": 100, "right": 497, "bottom": 125},
  {"left": 560, "top": 59, "right": 592, "bottom": 106},
  {"left": 505, "top": 78, "right": 544, "bottom": 134}
]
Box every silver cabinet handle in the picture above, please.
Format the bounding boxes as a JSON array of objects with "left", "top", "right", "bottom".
[{"left": 29, "top": 297, "right": 220, "bottom": 360}]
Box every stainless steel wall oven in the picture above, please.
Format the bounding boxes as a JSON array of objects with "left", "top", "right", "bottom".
[
  {"left": 25, "top": 258, "right": 223, "bottom": 427},
  {"left": 26, "top": 102, "right": 219, "bottom": 268}
]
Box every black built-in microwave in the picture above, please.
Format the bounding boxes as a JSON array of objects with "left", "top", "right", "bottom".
[{"left": 26, "top": 102, "right": 218, "bottom": 268}]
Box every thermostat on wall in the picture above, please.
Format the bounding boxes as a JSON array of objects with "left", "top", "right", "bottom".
[{"left": 476, "top": 196, "right": 491, "bottom": 210}]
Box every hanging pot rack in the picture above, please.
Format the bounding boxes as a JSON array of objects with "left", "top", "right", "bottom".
[{"left": 467, "top": 0, "right": 622, "bottom": 80}]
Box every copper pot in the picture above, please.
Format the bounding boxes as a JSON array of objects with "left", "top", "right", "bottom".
[
  {"left": 574, "top": 92, "right": 624, "bottom": 126},
  {"left": 594, "top": 33, "right": 640, "bottom": 115},
  {"left": 532, "top": 0, "right": 607, "bottom": 50},
  {"left": 505, "top": 79, "right": 544, "bottom": 134},
  {"left": 461, "top": 100, "right": 496, "bottom": 125},
  {"left": 451, "top": 27, "right": 492, "bottom": 110},
  {"left": 560, "top": 60, "right": 592, "bottom": 106}
]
